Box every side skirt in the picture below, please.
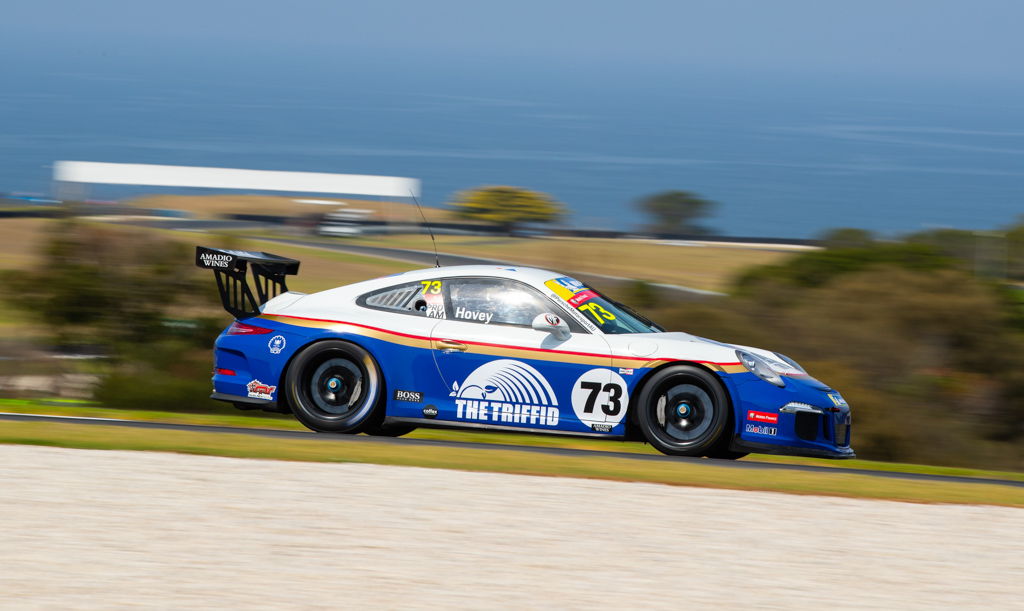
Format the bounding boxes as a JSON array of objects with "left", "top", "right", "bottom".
[
  {"left": 384, "top": 416, "right": 626, "bottom": 439},
  {"left": 210, "top": 392, "right": 289, "bottom": 414}
]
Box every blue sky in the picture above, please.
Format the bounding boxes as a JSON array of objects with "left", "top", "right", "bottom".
[{"left": 3, "top": 0, "right": 1023, "bottom": 85}]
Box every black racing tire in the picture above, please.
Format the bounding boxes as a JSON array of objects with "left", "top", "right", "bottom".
[
  {"left": 284, "top": 340, "right": 384, "bottom": 434},
  {"left": 705, "top": 447, "right": 749, "bottom": 460},
  {"left": 635, "top": 364, "right": 730, "bottom": 456},
  {"left": 363, "top": 423, "right": 418, "bottom": 437},
  {"left": 703, "top": 402, "right": 748, "bottom": 460}
]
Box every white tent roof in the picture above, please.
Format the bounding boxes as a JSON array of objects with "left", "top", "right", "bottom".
[{"left": 53, "top": 161, "right": 421, "bottom": 198}]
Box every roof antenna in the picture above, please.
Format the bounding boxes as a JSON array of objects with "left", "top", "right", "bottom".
[{"left": 411, "top": 189, "right": 440, "bottom": 267}]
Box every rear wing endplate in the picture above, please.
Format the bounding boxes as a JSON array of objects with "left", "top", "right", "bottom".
[{"left": 195, "top": 246, "right": 300, "bottom": 319}]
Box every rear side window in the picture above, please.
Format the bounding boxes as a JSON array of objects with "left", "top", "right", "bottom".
[{"left": 358, "top": 280, "right": 446, "bottom": 319}]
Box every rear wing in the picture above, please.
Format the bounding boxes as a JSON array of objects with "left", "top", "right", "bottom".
[{"left": 195, "top": 246, "right": 300, "bottom": 319}]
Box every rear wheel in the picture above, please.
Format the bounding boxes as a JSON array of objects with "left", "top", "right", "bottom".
[
  {"left": 284, "top": 340, "right": 383, "bottom": 433},
  {"left": 635, "top": 365, "right": 729, "bottom": 456}
]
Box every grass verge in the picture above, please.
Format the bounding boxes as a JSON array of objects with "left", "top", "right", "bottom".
[
  {"left": 1, "top": 420, "right": 1022, "bottom": 507},
  {"left": 3, "top": 398, "right": 1022, "bottom": 484}
]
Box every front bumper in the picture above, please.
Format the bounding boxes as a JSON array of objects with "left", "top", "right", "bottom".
[
  {"left": 723, "top": 372, "right": 855, "bottom": 459},
  {"left": 732, "top": 437, "right": 856, "bottom": 459}
]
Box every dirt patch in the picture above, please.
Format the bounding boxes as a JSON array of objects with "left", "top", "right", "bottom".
[
  {"left": 128, "top": 194, "right": 455, "bottom": 222},
  {"left": 1, "top": 445, "right": 1020, "bottom": 609},
  {"left": 0, "top": 218, "right": 53, "bottom": 270}
]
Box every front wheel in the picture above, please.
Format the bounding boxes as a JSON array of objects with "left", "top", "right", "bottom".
[
  {"left": 635, "top": 365, "right": 730, "bottom": 456},
  {"left": 284, "top": 340, "right": 384, "bottom": 433}
]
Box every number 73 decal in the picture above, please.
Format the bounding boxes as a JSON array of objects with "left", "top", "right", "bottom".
[{"left": 571, "top": 368, "right": 629, "bottom": 431}]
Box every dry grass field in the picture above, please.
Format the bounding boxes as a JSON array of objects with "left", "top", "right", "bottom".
[
  {"left": 227, "top": 239, "right": 418, "bottom": 293},
  {"left": 344, "top": 234, "right": 792, "bottom": 292},
  {"left": 0, "top": 216, "right": 791, "bottom": 294},
  {"left": 119, "top": 195, "right": 794, "bottom": 291},
  {"left": 127, "top": 194, "right": 458, "bottom": 222},
  {"left": 0, "top": 218, "right": 54, "bottom": 270}
]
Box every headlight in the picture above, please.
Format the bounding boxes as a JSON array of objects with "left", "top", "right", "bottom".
[{"left": 736, "top": 350, "right": 785, "bottom": 387}]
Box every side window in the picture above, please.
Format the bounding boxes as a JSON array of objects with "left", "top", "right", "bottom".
[
  {"left": 358, "top": 280, "right": 447, "bottom": 319},
  {"left": 447, "top": 278, "right": 584, "bottom": 331}
]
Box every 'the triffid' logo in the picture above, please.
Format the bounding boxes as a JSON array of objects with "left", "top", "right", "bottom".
[{"left": 451, "top": 359, "right": 559, "bottom": 426}]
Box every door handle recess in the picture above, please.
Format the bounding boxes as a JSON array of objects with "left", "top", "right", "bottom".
[{"left": 437, "top": 339, "right": 468, "bottom": 353}]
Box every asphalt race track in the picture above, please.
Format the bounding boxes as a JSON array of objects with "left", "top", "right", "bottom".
[{"left": 2, "top": 412, "right": 1019, "bottom": 488}]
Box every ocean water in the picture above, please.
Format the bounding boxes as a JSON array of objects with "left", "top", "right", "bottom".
[{"left": 1, "top": 56, "right": 1022, "bottom": 238}]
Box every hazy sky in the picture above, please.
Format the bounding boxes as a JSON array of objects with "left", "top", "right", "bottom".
[
  {"left": 2, "top": 1, "right": 1023, "bottom": 235},
  {"left": 3, "top": 0, "right": 1023, "bottom": 85}
]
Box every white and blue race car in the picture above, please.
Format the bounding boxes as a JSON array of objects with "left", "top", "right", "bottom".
[{"left": 197, "top": 246, "right": 853, "bottom": 459}]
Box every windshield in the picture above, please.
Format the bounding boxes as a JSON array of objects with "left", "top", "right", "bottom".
[{"left": 544, "top": 276, "right": 663, "bottom": 334}]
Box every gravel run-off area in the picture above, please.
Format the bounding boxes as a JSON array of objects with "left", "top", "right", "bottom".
[{"left": 1, "top": 445, "right": 1022, "bottom": 609}]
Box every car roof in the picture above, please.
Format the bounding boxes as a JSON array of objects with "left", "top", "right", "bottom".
[
  {"left": 382, "top": 264, "right": 564, "bottom": 285},
  {"left": 316, "top": 264, "right": 572, "bottom": 300}
]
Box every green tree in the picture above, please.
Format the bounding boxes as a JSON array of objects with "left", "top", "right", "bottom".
[
  {"left": 636, "top": 190, "right": 716, "bottom": 235},
  {"left": 450, "top": 186, "right": 564, "bottom": 233},
  {"left": 3, "top": 221, "right": 245, "bottom": 414},
  {"left": 642, "top": 237, "right": 1024, "bottom": 469},
  {"left": 820, "top": 227, "right": 875, "bottom": 249},
  {"left": 4, "top": 220, "right": 214, "bottom": 350}
]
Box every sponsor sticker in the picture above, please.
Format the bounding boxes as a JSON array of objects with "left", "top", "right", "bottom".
[
  {"left": 746, "top": 410, "right": 778, "bottom": 424},
  {"left": 423, "top": 291, "right": 447, "bottom": 319},
  {"left": 246, "top": 379, "right": 276, "bottom": 401},
  {"left": 394, "top": 390, "right": 423, "bottom": 403},
  {"left": 451, "top": 359, "right": 560, "bottom": 426},
  {"left": 618, "top": 367, "right": 634, "bottom": 376},
  {"left": 197, "top": 251, "right": 233, "bottom": 269},
  {"left": 268, "top": 335, "right": 286, "bottom": 355},
  {"left": 544, "top": 277, "right": 587, "bottom": 300},
  {"left": 591, "top": 423, "right": 613, "bottom": 433},
  {"left": 745, "top": 423, "right": 777, "bottom": 436},
  {"left": 554, "top": 276, "right": 586, "bottom": 293},
  {"left": 422, "top": 405, "right": 438, "bottom": 419},
  {"left": 828, "top": 393, "right": 848, "bottom": 408},
  {"left": 567, "top": 290, "right": 598, "bottom": 307}
]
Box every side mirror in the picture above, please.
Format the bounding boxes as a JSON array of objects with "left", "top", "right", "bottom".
[{"left": 532, "top": 312, "right": 571, "bottom": 341}]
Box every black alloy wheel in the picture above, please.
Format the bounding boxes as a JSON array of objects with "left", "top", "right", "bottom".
[
  {"left": 285, "top": 340, "right": 383, "bottom": 433},
  {"left": 635, "top": 365, "right": 730, "bottom": 456}
]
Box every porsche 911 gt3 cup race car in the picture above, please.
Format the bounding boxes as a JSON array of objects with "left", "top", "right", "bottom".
[{"left": 196, "top": 246, "right": 853, "bottom": 459}]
